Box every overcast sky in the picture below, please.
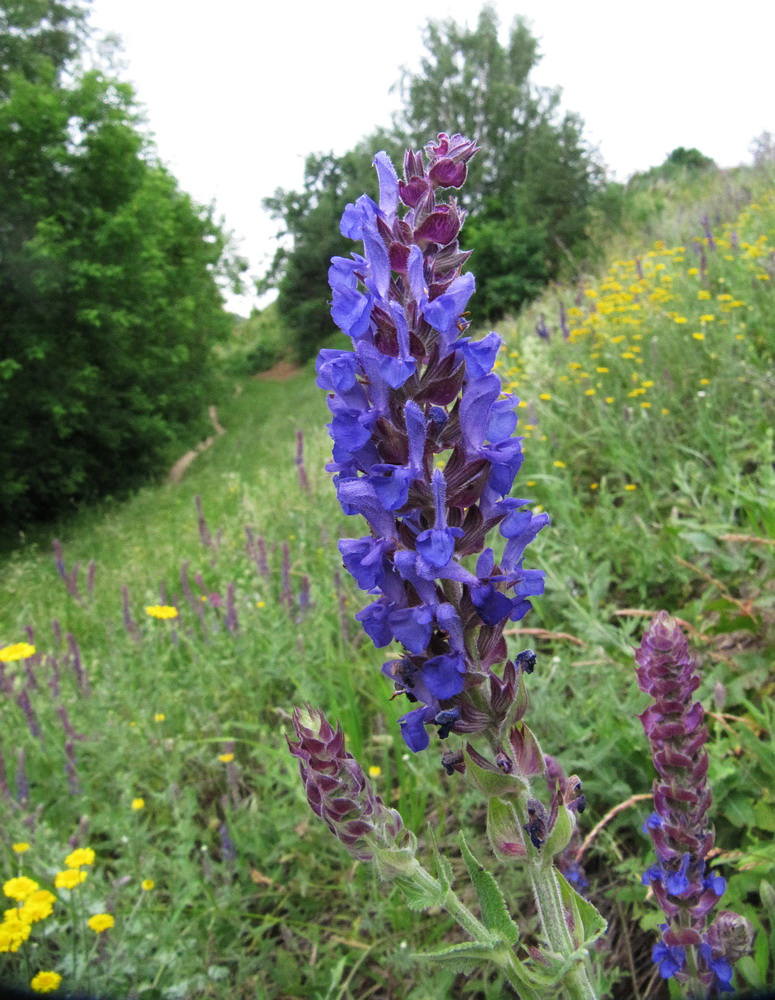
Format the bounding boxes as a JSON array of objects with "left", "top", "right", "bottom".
[{"left": 88, "top": 0, "right": 775, "bottom": 314}]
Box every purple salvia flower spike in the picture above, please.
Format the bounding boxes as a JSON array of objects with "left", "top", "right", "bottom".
[
  {"left": 317, "top": 134, "right": 546, "bottom": 753},
  {"left": 636, "top": 612, "right": 753, "bottom": 994},
  {"left": 67, "top": 632, "right": 88, "bottom": 694},
  {"left": 225, "top": 582, "right": 238, "bottom": 634},
  {"left": 296, "top": 429, "right": 310, "bottom": 493}
]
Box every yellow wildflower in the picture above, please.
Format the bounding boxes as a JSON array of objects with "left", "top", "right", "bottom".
[
  {"left": 141, "top": 879, "right": 155, "bottom": 891},
  {"left": 87, "top": 913, "right": 114, "bottom": 934},
  {"left": 145, "top": 605, "right": 178, "bottom": 620},
  {"left": 30, "top": 971, "right": 62, "bottom": 994},
  {"left": 11, "top": 843, "right": 30, "bottom": 854},
  {"left": 700, "top": 314, "right": 715, "bottom": 323},
  {"left": 3, "top": 877, "right": 39, "bottom": 902},
  {"left": 19, "top": 890, "right": 56, "bottom": 924},
  {"left": 65, "top": 848, "right": 95, "bottom": 869},
  {"left": 0, "top": 642, "right": 36, "bottom": 662},
  {"left": 538, "top": 393, "right": 552, "bottom": 401},
  {"left": 218, "top": 753, "right": 235, "bottom": 763},
  {"left": 54, "top": 869, "right": 87, "bottom": 890},
  {"left": 692, "top": 332, "right": 705, "bottom": 341},
  {"left": 131, "top": 798, "right": 145, "bottom": 811},
  {"left": 624, "top": 484, "right": 638, "bottom": 491},
  {"left": 553, "top": 461, "right": 567, "bottom": 469},
  {"left": 0, "top": 909, "right": 32, "bottom": 952},
  {"left": 154, "top": 713, "right": 165, "bottom": 722},
  {"left": 368, "top": 765, "right": 382, "bottom": 778}
]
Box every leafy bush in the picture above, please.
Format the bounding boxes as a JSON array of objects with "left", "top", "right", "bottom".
[{"left": 0, "top": 2, "right": 238, "bottom": 528}]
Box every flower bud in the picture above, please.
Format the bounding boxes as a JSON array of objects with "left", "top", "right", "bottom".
[{"left": 288, "top": 706, "right": 412, "bottom": 864}]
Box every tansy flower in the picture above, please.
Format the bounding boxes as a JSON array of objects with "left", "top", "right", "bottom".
[
  {"left": 20, "top": 890, "right": 56, "bottom": 924},
  {"left": 65, "top": 848, "right": 95, "bottom": 869},
  {"left": 0, "top": 642, "right": 36, "bottom": 662},
  {"left": 87, "top": 913, "right": 114, "bottom": 933},
  {"left": 12, "top": 843, "right": 30, "bottom": 854},
  {"left": 131, "top": 798, "right": 145, "bottom": 811},
  {"left": 30, "top": 971, "right": 62, "bottom": 994},
  {"left": 54, "top": 869, "right": 87, "bottom": 890},
  {"left": 3, "top": 877, "right": 39, "bottom": 902},
  {"left": 0, "top": 909, "right": 32, "bottom": 952},
  {"left": 141, "top": 879, "right": 155, "bottom": 891},
  {"left": 145, "top": 605, "right": 178, "bottom": 620}
]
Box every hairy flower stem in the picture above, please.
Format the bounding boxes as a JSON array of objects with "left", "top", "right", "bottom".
[{"left": 525, "top": 857, "right": 597, "bottom": 1000}]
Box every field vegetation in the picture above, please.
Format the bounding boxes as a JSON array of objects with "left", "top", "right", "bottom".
[{"left": 2, "top": 149, "right": 774, "bottom": 999}]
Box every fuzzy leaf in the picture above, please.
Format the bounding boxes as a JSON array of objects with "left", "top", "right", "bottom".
[
  {"left": 393, "top": 874, "right": 446, "bottom": 912},
  {"left": 413, "top": 940, "right": 501, "bottom": 975},
  {"left": 555, "top": 869, "right": 607, "bottom": 949},
  {"left": 458, "top": 830, "right": 519, "bottom": 946},
  {"left": 428, "top": 828, "right": 454, "bottom": 894}
]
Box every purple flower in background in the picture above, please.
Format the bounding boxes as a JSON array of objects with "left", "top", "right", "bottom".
[
  {"left": 319, "top": 133, "right": 548, "bottom": 754},
  {"left": 636, "top": 612, "right": 753, "bottom": 994}
]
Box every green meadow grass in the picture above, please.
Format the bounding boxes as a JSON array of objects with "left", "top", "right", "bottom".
[{"left": 2, "top": 168, "right": 774, "bottom": 999}]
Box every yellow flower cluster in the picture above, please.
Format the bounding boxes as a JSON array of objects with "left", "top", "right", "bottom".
[
  {"left": 145, "top": 604, "right": 179, "bottom": 619},
  {"left": 1, "top": 876, "right": 56, "bottom": 953},
  {"left": 502, "top": 190, "right": 775, "bottom": 440},
  {"left": 0, "top": 642, "right": 36, "bottom": 662}
]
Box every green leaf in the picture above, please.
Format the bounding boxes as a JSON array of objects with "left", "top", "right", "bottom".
[
  {"left": 393, "top": 874, "right": 446, "bottom": 913},
  {"left": 555, "top": 869, "right": 607, "bottom": 949},
  {"left": 458, "top": 831, "right": 519, "bottom": 946},
  {"left": 413, "top": 940, "right": 503, "bottom": 975},
  {"left": 428, "top": 828, "right": 454, "bottom": 895}
]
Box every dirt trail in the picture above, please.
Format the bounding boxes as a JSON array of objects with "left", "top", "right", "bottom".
[
  {"left": 167, "top": 405, "right": 225, "bottom": 484},
  {"left": 167, "top": 360, "right": 303, "bottom": 483}
]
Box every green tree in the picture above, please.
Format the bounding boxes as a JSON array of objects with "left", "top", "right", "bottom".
[
  {"left": 261, "top": 5, "right": 602, "bottom": 345},
  {"left": 261, "top": 129, "right": 406, "bottom": 361},
  {"left": 397, "top": 5, "right": 603, "bottom": 318},
  {"left": 0, "top": 0, "right": 240, "bottom": 526}
]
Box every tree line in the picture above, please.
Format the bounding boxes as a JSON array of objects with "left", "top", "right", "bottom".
[
  {"left": 260, "top": 6, "right": 605, "bottom": 362},
  {"left": 0, "top": 0, "right": 243, "bottom": 529}
]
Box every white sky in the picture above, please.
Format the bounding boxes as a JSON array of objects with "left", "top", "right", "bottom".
[{"left": 88, "top": 0, "right": 775, "bottom": 315}]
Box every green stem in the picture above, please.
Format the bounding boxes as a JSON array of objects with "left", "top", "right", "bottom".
[{"left": 523, "top": 852, "right": 598, "bottom": 1000}]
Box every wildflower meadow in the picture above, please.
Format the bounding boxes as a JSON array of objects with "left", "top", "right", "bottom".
[{"left": 2, "top": 136, "right": 774, "bottom": 1000}]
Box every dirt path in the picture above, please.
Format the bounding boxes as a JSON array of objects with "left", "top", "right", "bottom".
[
  {"left": 167, "top": 405, "right": 226, "bottom": 484},
  {"left": 253, "top": 359, "right": 302, "bottom": 381}
]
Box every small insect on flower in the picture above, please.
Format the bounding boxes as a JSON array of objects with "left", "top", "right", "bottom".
[
  {"left": 145, "top": 605, "right": 178, "bottom": 619},
  {"left": 30, "top": 971, "right": 62, "bottom": 994},
  {"left": 65, "top": 847, "right": 95, "bottom": 868},
  {"left": 87, "top": 913, "right": 114, "bottom": 933}
]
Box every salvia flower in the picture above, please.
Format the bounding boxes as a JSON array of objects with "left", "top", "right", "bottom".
[
  {"left": 636, "top": 611, "right": 753, "bottom": 994},
  {"left": 288, "top": 706, "right": 415, "bottom": 874},
  {"left": 319, "top": 133, "right": 548, "bottom": 754}
]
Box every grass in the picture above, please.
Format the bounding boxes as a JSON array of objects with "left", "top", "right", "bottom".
[{"left": 1, "top": 163, "right": 774, "bottom": 999}]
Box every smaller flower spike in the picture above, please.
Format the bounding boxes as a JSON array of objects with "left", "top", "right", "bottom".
[
  {"left": 636, "top": 612, "right": 752, "bottom": 995},
  {"left": 288, "top": 706, "right": 414, "bottom": 869}
]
